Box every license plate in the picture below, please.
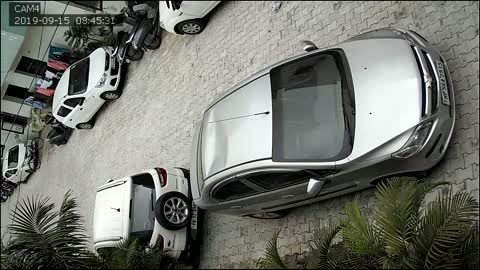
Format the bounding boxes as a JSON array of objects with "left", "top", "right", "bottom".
[
  {"left": 110, "top": 57, "right": 116, "bottom": 69},
  {"left": 436, "top": 60, "right": 450, "bottom": 105},
  {"left": 191, "top": 202, "right": 198, "bottom": 230}
]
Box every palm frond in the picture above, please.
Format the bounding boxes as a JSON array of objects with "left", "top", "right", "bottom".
[
  {"left": 256, "top": 230, "right": 287, "bottom": 269},
  {"left": 460, "top": 222, "right": 479, "bottom": 269},
  {"left": 5, "top": 192, "right": 99, "bottom": 269},
  {"left": 415, "top": 189, "right": 479, "bottom": 268},
  {"left": 308, "top": 224, "right": 343, "bottom": 269}
]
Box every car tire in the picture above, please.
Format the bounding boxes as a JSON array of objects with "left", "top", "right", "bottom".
[
  {"left": 155, "top": 192, "right": 192, "bottom": 231},
  {"left": 176, "top": 19, "right": 206, "bottom": 35},
  {"left": 76, "top": 121, "right": 95, "bottom": 129},
  {"left": 31, "top": 137, "right": 44, "bottom": 150},
  {"left": 127, "top": 47, "right": 144, "bottom": 61},
  {"left": 247, "top": 210, "right": 289, "bottom": 219},
  {"left": 145, "top": 35, "right": 161, "bottom": 50},
  {"left": 100, "top": 91, "right": 121, "bottom": 100}
]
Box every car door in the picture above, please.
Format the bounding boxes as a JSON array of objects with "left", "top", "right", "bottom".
[
  {"left": 178, "top": 1, "right": 220, "bottom": 17},
  {"left": 210, "top": 169, "right": 337, "bottom": 214}
]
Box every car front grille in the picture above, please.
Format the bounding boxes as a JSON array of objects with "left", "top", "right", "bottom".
[
  {"left": 422, "top": 51, "right": 439, "bottom": 113},
  {"left": 411, "top": 46, "right": 440, "bottom": 117}
]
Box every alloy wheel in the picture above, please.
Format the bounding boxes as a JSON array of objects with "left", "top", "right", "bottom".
[
  {"left": 181, "top": 23, "right": 202, "bottom": 34},
  {"left": 78, "top": 122, "right": 93, "bottom": 129},
  {"left": 163, "top": 196, "right": 189, "bottom": 224},
  {"left": 104, "top": 92, "right": 119, "bottom": 100}
]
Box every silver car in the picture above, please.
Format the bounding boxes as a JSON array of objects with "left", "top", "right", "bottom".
[{"left": 190, "top": 28, "right": 455, "bottom": 218}]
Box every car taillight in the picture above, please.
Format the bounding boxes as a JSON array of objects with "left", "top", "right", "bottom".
[{"left": 154, "top": 167, "right": 167, "bottom": 187}]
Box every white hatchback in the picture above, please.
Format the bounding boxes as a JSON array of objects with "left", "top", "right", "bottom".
[
  {"left": 2, "top": 140, "right": 41, "bottom": 184},
  {"left": 52, "top": 47, "right": 123, "bottom": 129},
  {"left": 93, "top": 167, "right": 197, "bottom": 258},
  {"left": 159, "top": 1, "right": 221, "bottom": 35}
]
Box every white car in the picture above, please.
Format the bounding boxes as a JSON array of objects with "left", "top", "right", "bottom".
[
  {"left": 159, "top": 1, "right": 221, "bottom": 35},
  {"left": 93, "top": 167, "right": 197, "bottom": 258},
  {"left": 52, "top": 47, "right": 123, "bottom": 129},
  {"left": 2, "top": 141, "right": 39, "bottom": 184}
]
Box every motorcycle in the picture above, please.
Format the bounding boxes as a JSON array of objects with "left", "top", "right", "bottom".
[{"left": 46, "top": 117, "right": 74, "bottom": 146}]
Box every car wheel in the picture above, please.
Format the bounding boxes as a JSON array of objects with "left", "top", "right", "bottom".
[
  {"left": 127, "top": 47, "right": 144, "bottom": 61},
  {"left": 100, "top": 91, "right": 121, "bottom": 100},
  {"left": 76, "top": 121, "right": 94, "bottom": 129},
  {"left": 155, "top": 192, "right": 192, "bottom": 230},
  {"left": 247, "top": 210, "right": 289, "bottom": 219},
  {"left": 31, "top": 137, "right": 44, "bottom": 150},
  {"left": 176, "top": 19, "right": 206, "bottom": 35},
  {"left": 145, "top": 35, "right": 161, "bottom": 50}
]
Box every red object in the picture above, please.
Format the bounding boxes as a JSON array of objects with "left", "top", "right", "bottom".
[
  {"left": 37, "top": 88, "right": 55, "bottom": 97},
  {"left": 48, "top": 60, "right": 69, "bottom": 71},
  {"left": 154, "top": 167, "right": 168, "bottom": 187}
]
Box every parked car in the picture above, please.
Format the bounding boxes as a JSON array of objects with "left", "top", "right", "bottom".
[
  {"left": 158, "top": 1, "right": 221, "bottom": 35},
  {"left": 2, "top": 139, "right": 43, "bottom": 184},
  {"left": 189, "top": 28, "right": 455, "bottom": 218},
  {"left": 52, "top": 46, "right": 123, "bottom": 129},
  {"left": 93, "top": 167, "right": 197, "bottom": 258}
]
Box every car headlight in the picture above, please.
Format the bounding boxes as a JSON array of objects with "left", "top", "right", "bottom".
[
  {"left": 96, "top": 73, "right": 107, "bottom": 88},
  {"left": 393, "top": 121, "right": 433, "bottom": 159}
]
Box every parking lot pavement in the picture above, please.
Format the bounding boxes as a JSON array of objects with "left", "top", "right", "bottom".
[{"left": 1, "top": 1, "right": 478, "bottom": 268}]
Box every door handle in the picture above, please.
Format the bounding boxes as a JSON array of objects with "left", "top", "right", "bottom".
[
  {"left": 281, "top": 195, "right": 295, "bottom": 199},
  {"left": 230, "top": 206, "right": 242, "bottom": 209}
]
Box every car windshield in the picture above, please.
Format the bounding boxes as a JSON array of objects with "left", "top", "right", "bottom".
[
  {"left": 130, "top": 173, "right": 156, "bottom": 246},
  {"left": 68, "top": 58, "right": 90, "bottom": 95},
  {"left": 7, "top": 146, "right": 19, "bottom": 169},
  {"left": 270, "top": 50, "right": 355, "bottom": 162}
]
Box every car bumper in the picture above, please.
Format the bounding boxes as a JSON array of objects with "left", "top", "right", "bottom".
[{"left": 398, "top": 29, "right": 455, "bottom": 170}]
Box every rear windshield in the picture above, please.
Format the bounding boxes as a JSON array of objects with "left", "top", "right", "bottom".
[
  {"left": 68, "top": 58, "right": 90, "bottom": 95},
  {"left": 270, "top": 50, "right": 355, "bottom": 162},
  {"left": 130, "top": 173, "right": 156, "bottom": 246},
  {"left": 8, "top": 146, "right": 19, "bottom": 169}
]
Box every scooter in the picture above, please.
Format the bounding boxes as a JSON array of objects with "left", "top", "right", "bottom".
[
  {"left": 129, "top": 2, "right": 162, "bottom": 51},
  {"left": 46, "top": 116, "right": 74, "bottom": 146},
  {"left": 112, "top": 1, "right": 161, "bottom": 64}
]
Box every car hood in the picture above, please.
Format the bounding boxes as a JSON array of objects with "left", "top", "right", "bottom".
[
  {"left": 201, "top": 74, "right": 273, "bottom": 179},
  {"left": 87, "top": 47, "right": 107, "bottom": 89},
  {"left": 338, "top": 38, "right": 422, "bottom": 161}
]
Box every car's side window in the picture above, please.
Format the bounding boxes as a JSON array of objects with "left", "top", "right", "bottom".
[
  {"left": 64, "top": 98, "right": 84, "bottom": 107},
  {"left": 5, "top": 169, "right": 17, "bottom": 178},
  {"left": 57, "top": 106, "right": 72, "bottom": 117},
  {"left": 212, "top": 180, "right": 257, "bottom": 201},
  {"left": 245, "top": 171, "right": 313, "bottom": 190},
  {"left": 308, "top": 169, "right": 338, "bottom": 178}
]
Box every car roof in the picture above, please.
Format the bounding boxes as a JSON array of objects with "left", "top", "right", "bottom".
[{"left": 201, "top": 74, "right": 273, "bottom": 179}]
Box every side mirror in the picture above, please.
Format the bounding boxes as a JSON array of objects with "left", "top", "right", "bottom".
[
  {"left": 302, "top": 40, "right": 318, "bottom": 52},
  {"left": 107, "top": 178, "right": 114, "bottom": 183},
  {"left": 307, "top": 178, "right": 325, "bottom": 195}
]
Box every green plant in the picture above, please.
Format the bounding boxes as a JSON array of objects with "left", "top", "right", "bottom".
[
  {"left": 64, "top": 24, "right": 93, "bottom": 49},
  {"left": 97, "top": 238, "right": 177, "bottom": 269},
  {"left": 257, "top": 177, "right": 479, "bottom": 269},
  {"left": 64, "top": 24, "right": 115, "bottom": 52},
  {"left": 1, "top": 191, "right": 99, "bottom": 269},
  {"left": 256, "top": 230, "right": 287, "bottom": 269}
]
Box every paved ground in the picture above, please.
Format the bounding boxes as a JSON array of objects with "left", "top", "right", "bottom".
[{"left": 1, "top": 1, "right": 479, "bottom": 268}]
